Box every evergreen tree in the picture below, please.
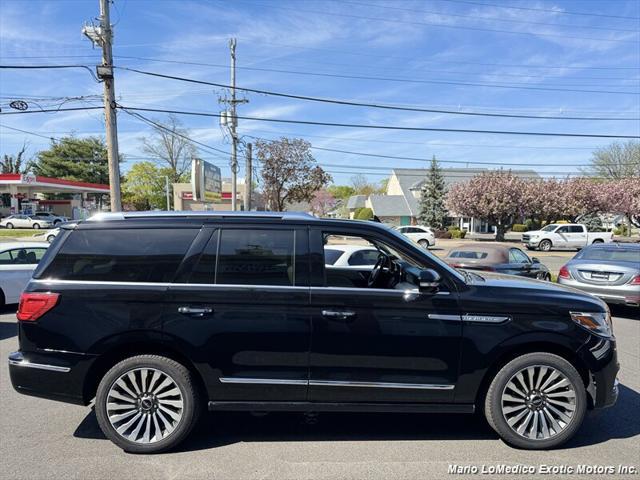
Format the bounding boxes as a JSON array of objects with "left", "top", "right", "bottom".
[
  {"left": 34, "top": 136, "right": 111, "bottom": 184},
  {"left": 418, "top": 156, "right": 447, "bottom": 229}
]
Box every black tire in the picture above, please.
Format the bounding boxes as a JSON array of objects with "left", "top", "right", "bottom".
[
  {"left": 47, "top": 235, "right": 56, "bottom": 243},
  {"left": 592, "top": 239, "right": 603, "bottom": 245},
  {"left": 484, "top": 352, "right": 586, "bottom": 450},
  {"left": 538, "top": 240, "right": 552, "bottom": 252},
  {"left": 95, "top": 355, "right": 202, "bottom": 454},
  {"left": 418, "top": 239, "right": 430, "bottom": 249},
  {"left": 5, "top": 223, "right": 13, "bottom": 229},
  {"left": 32, "top": 223, "right": 40, "bottom": 230},
  {"left": 0, "top": 289, "right": 5, "bottom": 307}
]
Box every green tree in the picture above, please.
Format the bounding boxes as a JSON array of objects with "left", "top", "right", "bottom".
[
  {"left": 327, "top": 185, "right": 356, "bottom": 200},
  {"left": 418, "top": 156, "right": 447, "bottom": 229},
  {"left": 33, "top": 136, "right": 111, "bottom": 184},
  {"left": 122, "top": 162, "right": 173, "bottom": 211},
  {"left": 355, "top": 207, "right": 373, "bottom": 220}
]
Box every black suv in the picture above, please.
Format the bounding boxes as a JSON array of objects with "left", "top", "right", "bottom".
[{"left": 9, "top": 212, "right": 619, "bottom": 453}]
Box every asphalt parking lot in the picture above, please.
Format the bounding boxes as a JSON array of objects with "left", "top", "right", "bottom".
[{"left": 0, "top": 304, "right": 638, "bottom": 480}]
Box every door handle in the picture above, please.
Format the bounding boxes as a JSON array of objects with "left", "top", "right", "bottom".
[
  {"left": 322, "top": 310, "right": 357, "bottom": 321},
  {"left": 178, "top": 306, "right": 213, "bottom": 317}
]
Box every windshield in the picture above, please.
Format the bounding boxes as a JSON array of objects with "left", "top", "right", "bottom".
[{"left": 541, "top": 224, "right": 559, "bottom": 232}]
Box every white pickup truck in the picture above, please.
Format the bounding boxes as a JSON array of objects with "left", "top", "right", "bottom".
[{"left": 522, "top": 223, "right": 613, "bottom": 251}]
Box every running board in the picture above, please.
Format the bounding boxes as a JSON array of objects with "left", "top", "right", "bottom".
[{"left": 208, "top": 401, "right": 475, "bottom": 414}]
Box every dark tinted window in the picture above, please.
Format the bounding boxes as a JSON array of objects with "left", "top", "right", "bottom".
[
  {"left": 509, "top": 248, "right": 530, "bottom": 264},
  {"left": 569, "top": 225, "right": 584, "bottom": 233},
  {"left": 557, "top": 226, "right": 569, "bottom": 233},
  {"left": 216, "top": 229, "right": 295, "bottom": 286},
  {"left": 348, "top": 249, "right": 379, "bottom": 266},
  {"left": 324, "top": 248, "right": 343, "bottom": 265},
  {"left": 0, "top": 248, "right": 47, "bottom": 265},
  {"left": 188, "top": 230, "right": 219, "bottom": 284},
  {"left": 43, "top": 228, "right": 197, "bottom": 282}
]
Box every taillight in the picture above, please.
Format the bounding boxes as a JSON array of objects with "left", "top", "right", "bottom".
[
  {"left": 558, "top": 265, "right": 571, "bottom": 279},
  {"left": 630, "top": 275, "right": 640, "bottom": 285},
  {"left": 16, "top": 292, "right": 60, "bottom": 321}
]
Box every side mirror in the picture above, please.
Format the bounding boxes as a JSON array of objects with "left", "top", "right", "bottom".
[
  {"left": 418, "top": 269, "right": 441, "bottom": 294},
  {"left": 531, "top": 257, "right": 540, "bottom": 264}
]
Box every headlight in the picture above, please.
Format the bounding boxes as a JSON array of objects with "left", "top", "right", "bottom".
[{"left": 570, "top": 311, "right": 613, "bottom": 337}]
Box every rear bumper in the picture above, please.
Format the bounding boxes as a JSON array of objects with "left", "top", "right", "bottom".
[
  {"left": 8, "top": 350, "right": 96, "bottom": 405},
  {"left": 558, "top": 278, "right": 640, "bottom": 307},
  {"left": 577, "top": 335, "right": 620, "bottom": 410}
]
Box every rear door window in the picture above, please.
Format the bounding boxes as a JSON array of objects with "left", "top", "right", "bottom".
[
  {"left": 42, "top": 228, "right": 198, "bottom": 282},
  {"left": 216, "top": 229, "right": 296, "bottom": 286}
]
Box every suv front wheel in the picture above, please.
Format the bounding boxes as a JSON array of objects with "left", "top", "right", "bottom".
[
  {"left": 95, "top": 355, "right": 201, "bottom": 453},
  {"left": 484, "top": 352, "right": 586, "bottom": 450}
]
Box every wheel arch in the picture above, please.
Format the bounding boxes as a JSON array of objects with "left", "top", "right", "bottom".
[
  {"left": 474, "top": 341, "right": 593, "bottom": 411},
  {"left": 82, "top": 341, "right": 207, "bottom": 405}
]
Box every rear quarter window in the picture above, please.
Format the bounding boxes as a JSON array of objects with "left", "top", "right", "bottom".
[{"left": 41, "top": 228, "right": 198, "bottom": 282}]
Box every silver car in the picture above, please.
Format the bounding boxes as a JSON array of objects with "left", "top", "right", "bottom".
[
  {"left": 0, "top": 214, "right": 54, "bottom": 230},
  {"left": 557, "top": 243, "right": 640, "bottom": 307}
]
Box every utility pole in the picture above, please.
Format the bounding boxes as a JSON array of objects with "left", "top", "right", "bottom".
[
  {"left": 220, "top": 38, "right": 248, "bottom": 211},
  {"left": 245, "top": 143, "right": 252, "bottom": 211},
  {"left": 83, "top": 0, "right": 122, "bottom": 211},
  {"left": 165, "top": 176, "right": 171, "bottom": 211}
]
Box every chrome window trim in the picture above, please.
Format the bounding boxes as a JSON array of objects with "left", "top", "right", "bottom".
[{"left": 219, "top": 377, "right": 454, "bottom": 390}]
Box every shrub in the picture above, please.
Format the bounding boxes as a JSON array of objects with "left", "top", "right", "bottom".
[
  {"left": 511, "top": 224, "right": 527, "bottom": 232},
  {"left": 355, "top": 207, "right": 373, "bottom": 220},
  {"left": 524, "top": 219, "right": 540, "bottom": 231},
  {"left": 613, "top": 225, "right": 630, "bottom": 236},
  {"left": 434, "top": 229, "right": 452, "bottom": 239},
  {"left": 450, "top": 228, "right": 466, "bottom": 239}
]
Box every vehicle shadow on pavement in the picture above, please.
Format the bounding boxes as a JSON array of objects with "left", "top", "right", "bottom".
[
  {"left": 0, "top": 321, "right": 17, "bottom": 340},
  {"left": 73, "top": 385, "right": 640, "bottom": 452}
]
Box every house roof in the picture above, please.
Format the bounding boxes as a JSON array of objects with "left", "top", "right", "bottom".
[
  {"left": 392, "top": 168, "right": 540, "bottom": 216},
  {"left": 368, "top": 194, "right": 412, "bottom": 217},
  {"left": 346, "top": 194, "right": 367, "bottom": 209}
]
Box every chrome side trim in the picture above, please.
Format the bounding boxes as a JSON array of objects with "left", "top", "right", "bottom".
[
  {"left": 31, "top": 279, "right": 172, "bottom": 288},
  {"left": 309, "top": 380, "right": 455, "bottom": 390},
  {"left": 8, "top": 352, "right": 70, "bottom": 373},
  {"left": 311, "top": 286, "right": 450, "bottom": 295},
  {"left": 428, "top": 314, "right": 462, "bottom": 322},
  {"left": 218, "top": 377, "right": 454, "bottom": 390},
  {"left": 462, "top": 314, "right": 511, "bottom": 324},
  {"left": 219, "top": 377, "right": 308, "bottom": 386}
]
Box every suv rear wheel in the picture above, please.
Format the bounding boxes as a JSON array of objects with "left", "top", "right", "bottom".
[
  {"left": 484, "top": 352, "right": 586, "bottom": 450},
  {"left": 538, "top": 240, "right": 552, "bottom": 252},
  {"left": 418, "top": 239, "right": 430, "bottom": 248},
  {"left": 95, "top": 355, "right": 201, "bottom": 453}
]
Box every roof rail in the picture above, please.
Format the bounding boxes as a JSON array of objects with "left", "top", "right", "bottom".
[{"left": 86, "top": 211, "right": 316, "bottom": 222}]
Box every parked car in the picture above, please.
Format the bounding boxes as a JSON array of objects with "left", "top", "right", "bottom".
[
  {"left": 557, "top": 243, "right": 640, "bottom": 307},
  {"left": 395, "top": 225, "right": 436, "bottom": 248},
  {"left": 32, "top": 211, "right": 68, "bottom": 226},
  {"left": 445, "top": 244, "right": 551, "bottom": 281},
  {"left": 44, "top": 227, "right": 61, "bottom": 243},
  {"left": 0, "top": 214, "right": 53, "bottom": 230},
  {"left": 9, "top": 211, "right": 618, "bottom": 453},
  {"left": 522, "top": 223, "right": 612, "bottom": 252},
  {"left": 0, "top": 242, "right": 49, "bottom": 306},
  {"left": 324, "top": 244, "right": 379, "bottom": 269}
]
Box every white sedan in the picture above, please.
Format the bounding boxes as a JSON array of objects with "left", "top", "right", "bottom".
[
  {"left": 324, "top": 244, "right": 380, "bottom": 269},
  {"left": 0, "top": 214, "right": 53, "bottom": 230},
  {"left": 0, "top": 242, "right": 49, "bottom": 305},
  {"left": 395, "top": 225, "right": 436, "bottom": 248}
]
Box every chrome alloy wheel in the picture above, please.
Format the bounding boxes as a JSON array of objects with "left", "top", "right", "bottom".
[
  {"left": 501, "top": 365, "right": 576, "bottom": 440},
  {"left": 106, "top": 368, "right": 184, "bottom": 444}
]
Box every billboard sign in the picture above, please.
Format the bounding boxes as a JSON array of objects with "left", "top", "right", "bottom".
[{"left": 191, "top": 158, "right": 222, "bottom": 202}]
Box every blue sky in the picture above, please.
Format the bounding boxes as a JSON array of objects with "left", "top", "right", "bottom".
[{"left": 1, "top": 0, "right": 639, "bottom": 186}]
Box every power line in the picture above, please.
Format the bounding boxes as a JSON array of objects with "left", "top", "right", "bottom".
[
  {"left": 117, "top": 67, "right": 640, "bottom": 119},
  {"left": 118, "top": 105, "right": 640, "bottom": 139},
  {"left": 0, "top": 124, "right": 56, "bottom": 141},
  {"left": 438, "top": 0, "right": 640, "bottom": 21},
  {"left": 234, "top": 0, "right": 637, "bottom": 43},
  {"left": 245, "top": 134, "right": 639, "bottom": 167},
  {"left": 116, "top": 62, "right": 640, "bottom": 97},
  {"left": 335, "top": 0, "right": 640, "bottom": 33},
  {"left": 0, "top": 106, "right": 104, "bottom": 115},
  {"left": 247, "top": 41, "right": 640, "bottom": 71}
]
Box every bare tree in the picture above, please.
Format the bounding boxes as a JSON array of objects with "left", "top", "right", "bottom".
[
  {"left": 140, "top": 115, "right": 197, "bottom": 182},
  {"left": 584, "top": 141, "right": 640, "bottom": 179},
  {"left": 1, "top": 142, "right": 32, "bottom": 174},
  {"left": 350, "top": 173, "right": 386, "bottom": 196},
  {"left": 256, "top": 138, "right": 332, "bottom": 211}
]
